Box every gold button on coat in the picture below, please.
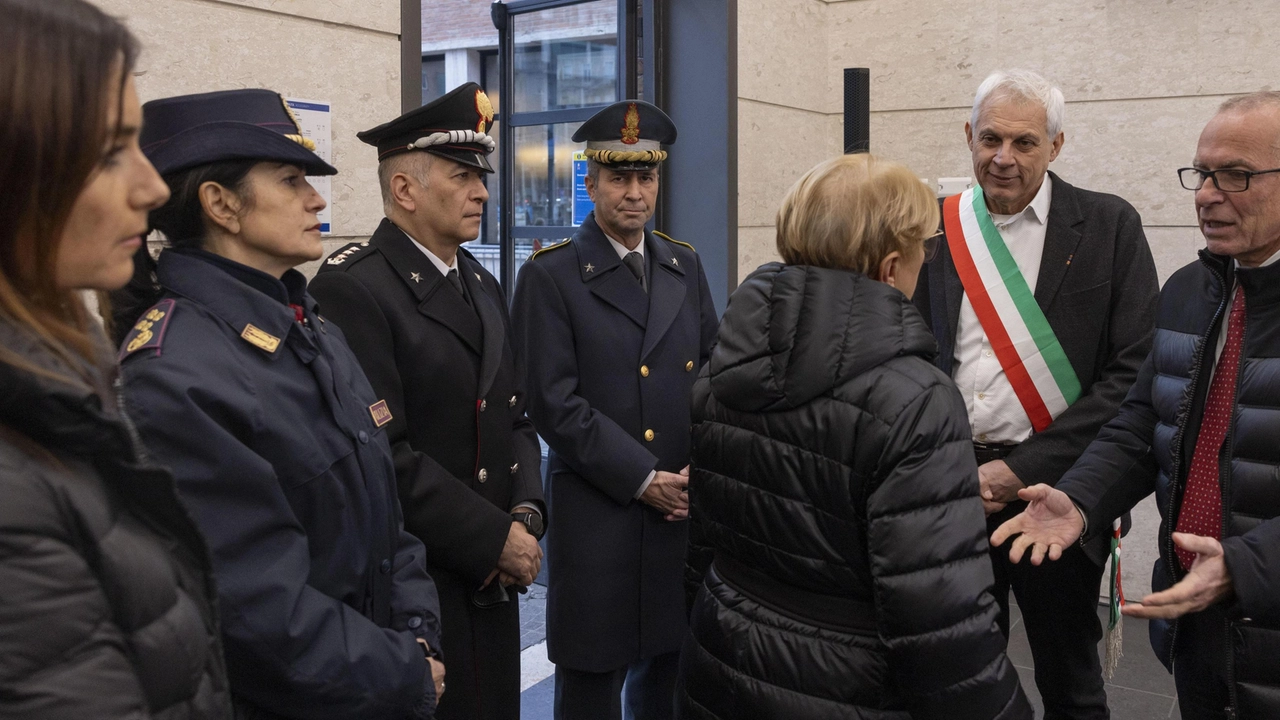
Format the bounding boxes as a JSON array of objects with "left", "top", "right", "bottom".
[
  {"left": 644, "top": 429, "right": 655, "bottom": 442},
  {"left": 640, "top": 365, "right": 650, "bottom": 377},
  {"left": 685, "top": 361, "right": 694, "bottom": 371},
  {"left": 478, "top": 468, "right": 488, "bottom": 482}
]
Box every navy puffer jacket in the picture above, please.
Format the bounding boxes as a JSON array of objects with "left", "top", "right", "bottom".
[
  {"left": 678, "top": 263, "right": 1030, "bottom": 720},
  {"left": 1062, "top": 250, "right": 1280, "bottom": 718}
]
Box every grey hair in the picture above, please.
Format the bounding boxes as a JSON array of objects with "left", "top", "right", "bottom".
[
  {"left": 378, "top": 151, "right": 435, "bottom": 214},
  {"left": 970, "top": 70, "right": 1066, "bottom": 138},
  {"left": 1219, "top": 91, "right": 1280, "bottom": 115}
]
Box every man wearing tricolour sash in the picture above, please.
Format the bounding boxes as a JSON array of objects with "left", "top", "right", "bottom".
[{"left": 913, "top": 69, "right": 1159, "bottom": 720}]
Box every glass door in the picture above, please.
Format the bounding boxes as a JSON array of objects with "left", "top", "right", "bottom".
[{"left": 491, "top": 0, "right": 641, "bottom": 299}]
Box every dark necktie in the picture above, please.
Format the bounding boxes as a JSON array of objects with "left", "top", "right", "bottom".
[
  {"left": 1175, "top": 284, "right": 1245, "bottom": 570},
  {"left": 446, "top": 268, "right": 465, "bottom": 296},
  {"left": 623, "top": 251, "right": 646, "bottom": 292}
]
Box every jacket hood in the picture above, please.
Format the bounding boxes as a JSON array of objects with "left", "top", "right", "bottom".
[
  {"left": 708, "top": 263, "right": 938, "bottom": 412},
  {"left": 0, "top": 317, "right": 130, "bottom": 460}
]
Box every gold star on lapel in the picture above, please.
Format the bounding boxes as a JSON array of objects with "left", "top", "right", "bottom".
[
  {"left": 584, "top": 263, "right": 595, "bottom": 273},
  {"left": 410, "top": 272, "right": 422, "bottom": 283}
]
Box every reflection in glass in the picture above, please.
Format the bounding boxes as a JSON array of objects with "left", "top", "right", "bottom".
[
  {"left": 513, "top": 123, "right": 585, "bottom": 229},
  {"left": 421, "top": 55, "right": 446, "bottom": 104},
  {"left": 512, "top": 0, "right": 618, "bottom": 113}
]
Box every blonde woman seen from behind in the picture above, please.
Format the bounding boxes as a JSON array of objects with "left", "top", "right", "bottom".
[{"left": 677, "top": 154, "right": 1031, "bottom": 719}]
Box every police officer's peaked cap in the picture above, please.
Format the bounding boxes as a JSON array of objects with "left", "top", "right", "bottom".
[
  {"left": 140, "top": 89, "right": 337, "bottom": 177},
  {"left": 358, "top": 82, "right": 496, "bottom": 172},
  {"left": 572, "top": 100, "right": 676, "bottom": 171}
]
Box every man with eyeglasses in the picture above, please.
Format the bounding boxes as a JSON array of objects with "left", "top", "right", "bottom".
[
  {"left": 913, "top": 69, "right": 1159, "bottom": 719},
  {"left": 993, "top": 91, "right": 1280, "bottom": 719}
]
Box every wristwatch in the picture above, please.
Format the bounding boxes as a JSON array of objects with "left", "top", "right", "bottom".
[{"left": 512, "top": 510, "right": 545, "bottom": 541}]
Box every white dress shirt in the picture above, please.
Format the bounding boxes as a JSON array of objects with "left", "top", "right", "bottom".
[
  {"left": 952, "top": 174, "right": 1054, "bottom": 444},
  {"left": 403, "top": 227, "right": 458, "bottom": 277},
  {"left": 603, "top": 233, "right": 659, "bottom": 499}
]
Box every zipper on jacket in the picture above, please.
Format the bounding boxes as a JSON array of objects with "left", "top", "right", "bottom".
[
  {"left": 1162, "top": 259, "right": 1230, "bottom": 666},
  {"left": 114, "top": 375, "right": 152, "bottom": 465}
]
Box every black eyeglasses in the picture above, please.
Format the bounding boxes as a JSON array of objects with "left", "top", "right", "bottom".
[
  {"left": 1178, "top": 166, "right": 1280, "bottom": 193},
  {"left": 922, "top": 230, "right": 943, "bottom": 263}
]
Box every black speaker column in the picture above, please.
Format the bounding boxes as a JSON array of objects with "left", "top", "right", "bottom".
[{"left": 844, "top": 67, "right": 870, "bottom": 154}]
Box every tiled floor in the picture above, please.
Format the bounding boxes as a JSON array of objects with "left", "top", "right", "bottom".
[
  {"left": 1007, "top": 602, "right": 1181, "bottom": 719},
  {"left": 517, "top": 594, "right": 1182, "bottom": 718}
]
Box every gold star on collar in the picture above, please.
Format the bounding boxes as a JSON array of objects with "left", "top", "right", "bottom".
[
  {"left": 671, "top": 257, "right": 679, "bottom": 266},
  {"left": 410, "top": 272, "right": 422, "bottom": 283},
  {"left": 475, "top": 272, "right": 482, "bottom": 282},
  {"left": 584, "top": 263, "right": 595, "bottom": 273}
]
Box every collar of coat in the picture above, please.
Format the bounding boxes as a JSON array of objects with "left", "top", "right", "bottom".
[
  {"left": 574, "top": 212, "right": 685, "bottom": 283},
  {"left": 158, "top": 249, "right": 313, "bottom": 360}
]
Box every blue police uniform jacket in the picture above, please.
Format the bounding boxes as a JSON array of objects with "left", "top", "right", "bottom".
[
  {"left": 512, "top": 213, "right": 719, "bottom": 671},
  {"left": 118, "top": 248, "right": 442, "bottom": 720}
]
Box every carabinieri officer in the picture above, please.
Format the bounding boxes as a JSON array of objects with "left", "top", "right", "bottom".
[
  {"left": 512, "top": 100, "right": 719, "bottom": 720},
  {"left": 309, "top": 82, "right": 545, "bottom": 720},
  {"left": 114, "top": 90, "right": 445, "bottom": 720}
]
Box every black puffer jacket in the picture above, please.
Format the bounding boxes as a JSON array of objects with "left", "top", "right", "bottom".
[
  {"left": 679, "top": 264, "right": 1030, "bottom": 720},
  {"left": 1062, "top": 251, "right": 1280, "bottom": 718},
  {"left": 0, "top": 319, "right": 231, "bottom": 719}
]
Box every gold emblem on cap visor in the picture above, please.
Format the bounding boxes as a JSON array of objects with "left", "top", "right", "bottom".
[
  {"left": 240, "top": 324, "right": 281, "bottom": 353},
  {"left": 475, "top": 89, "right": 495, "bottom": 133},
  {"left": 621, "top": 102, "right": 640, "bottom": 145}
]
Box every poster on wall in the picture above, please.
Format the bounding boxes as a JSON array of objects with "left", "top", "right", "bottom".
[
  {"left": 572, "top": 151, "right": 593, "bottom": 226},
  {"left": 285, "top": 98, "right": 333, "bottom": 234}
]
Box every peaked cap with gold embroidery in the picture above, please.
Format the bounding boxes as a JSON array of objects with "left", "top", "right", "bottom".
[
  {"left": 358, "top": 82, "right": 496, "bottom": 172},
  {"left": 140, "top": 89, "right": 336, "bottom": 177},
  {"left": 572, "top": 99, "right": 677, "bottom": 171}
]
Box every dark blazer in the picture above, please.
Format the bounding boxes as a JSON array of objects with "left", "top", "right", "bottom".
[
  {"left": 309, "top": 219, "right": 543, "bottom": 720},
  {"left": 511, "top": 212, "right": 719, "bottom": 672},
  {"left": 120, "top": 249, "right": 440, "bottom": 720},
  {"left": 913, "top": 173, "right": 1159, "bottom": 553}
]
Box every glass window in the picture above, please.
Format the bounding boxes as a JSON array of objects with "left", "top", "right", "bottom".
[
  {"left": 421, "top": 55, "right": 446, "bottom": 103},
  {"left": 513, "top": 122, "right": 583, "bottom": 229},
  {"left": 512, "top": 0, "right": 618, "bottom": 113}
]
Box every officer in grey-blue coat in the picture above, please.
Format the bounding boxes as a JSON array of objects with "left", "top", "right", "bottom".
[{"left": 511, "top": 100, "right": 719, "bottom": 720}]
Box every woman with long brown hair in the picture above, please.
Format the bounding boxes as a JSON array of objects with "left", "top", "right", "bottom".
[{"left": 0, "top": 0, "right": 231, "bottom": 716}]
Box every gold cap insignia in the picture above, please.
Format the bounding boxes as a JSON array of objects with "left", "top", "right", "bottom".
[
  {"left": 620, "top": 102, "right": 640, "bottom": 145},
  {"left": 475, "top": 89, "right": 495, "bottom": 133},
  {"left": 369, "top": 399, "right": 393, "bottom": 427},
  {"left": 279, "top": 96, "right": 317, "bottom": 151},
  {"left": 240, "top": 324, "right": 281, "bottom": 353}
]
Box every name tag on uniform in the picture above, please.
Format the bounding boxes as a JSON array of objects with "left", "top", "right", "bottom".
[{"left": 369, "top": 400, "right": 393, "bottom": 427}]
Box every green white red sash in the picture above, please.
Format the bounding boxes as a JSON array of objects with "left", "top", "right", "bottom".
[{"left": 943, "top": 186, "right": 1082, "bottom": 432}]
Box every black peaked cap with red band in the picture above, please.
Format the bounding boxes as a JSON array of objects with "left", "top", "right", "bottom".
[{"left": 358, "top": 82, "right": 496, "bottom": 172}]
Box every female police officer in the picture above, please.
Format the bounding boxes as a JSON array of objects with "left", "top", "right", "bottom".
[{"left": 112, "top": 90, "right": 445, "bottom": 720}]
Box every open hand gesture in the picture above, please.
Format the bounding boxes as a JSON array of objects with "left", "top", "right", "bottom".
[{"left": 989, "top": 484, "right": 1084, "bottom": 565}]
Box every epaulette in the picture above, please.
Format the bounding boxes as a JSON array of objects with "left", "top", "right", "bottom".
[
  {"left": 118, "top": 298, "right": 177, "bottom": 362},
  {"left": 322, "top": 241, "right": 371, "bottom": 269},
  {"left": 529, "top": 239, "right": 571, "bottom": 261},
  {"left": 654, "top": 231, "right": 695, "bottom": 252}
]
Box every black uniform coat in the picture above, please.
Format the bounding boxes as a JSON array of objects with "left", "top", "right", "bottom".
[
  {"left": 511, "top": 212, "right": 719, "bottom": 672},
  {"left": 309, "top": 219, "right": 544, "bottom": 720},
  {"left": 912, "top": 172, "right": 1159, "bottom": 561},
  {"left": 119, "top": 249, "right": 442, "bottom": 720}
]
